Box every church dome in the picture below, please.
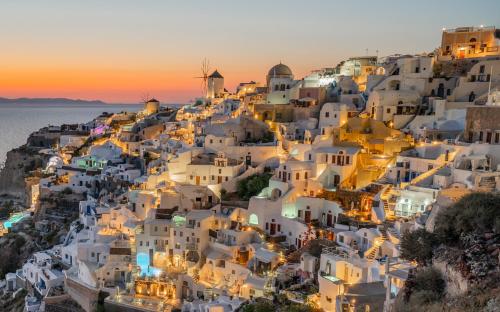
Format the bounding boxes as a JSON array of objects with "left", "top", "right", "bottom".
[{"left": 268, "top": 63, "right": 293, "bottom": 77}]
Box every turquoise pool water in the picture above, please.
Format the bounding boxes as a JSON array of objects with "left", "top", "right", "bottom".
[
  {"left": 3, "top": 212, "right": 27, "bottom": 229},
  {"left": 136, "top": 252, "right": 162, "bottom": 277}
]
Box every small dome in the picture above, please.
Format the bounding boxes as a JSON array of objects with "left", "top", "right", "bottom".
[
  {"left": 147, "top": 98, "right": 159, "bottom": 103},
  {"left": 268, "top": 63, "right": 293, "bottom": 77}
]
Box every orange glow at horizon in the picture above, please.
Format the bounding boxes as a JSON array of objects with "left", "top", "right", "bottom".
[
  {"left": 2, "top": 1, "right": 496, "bottom": 103},
  {"left": 0, "top": 67, "right": 259, "bottom": 103}
]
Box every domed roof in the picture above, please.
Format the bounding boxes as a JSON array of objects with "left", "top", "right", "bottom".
[{"left": 268, "top": 62, "right": 293, "bottom": 77}]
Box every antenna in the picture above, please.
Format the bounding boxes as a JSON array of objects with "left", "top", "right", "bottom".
[
  {"left": 194, "top": 58, "right": 210, "bottom": 98},
  {"left": 488, "top": 65, "right": 493, "bottom": 96}
]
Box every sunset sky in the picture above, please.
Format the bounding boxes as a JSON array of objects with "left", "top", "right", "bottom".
[{"left": 1, "top": 0, "right": 499, "bottom": 104}]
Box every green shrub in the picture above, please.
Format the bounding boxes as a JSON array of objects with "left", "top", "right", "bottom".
[
  {"left": 434, "top": 192, "right": 500, "bottom": 245},
  {"left": 237, "top": 173, "right": 272, "bottom": 200},
  {"left": 61, "top": 187, "right": 73, "bottom": 195},
  {"left": 404, "top": 267, "right": 445, "bottom": 307},
  {"left": 400, "top": 228, "right": 438, "bottom": 266}
]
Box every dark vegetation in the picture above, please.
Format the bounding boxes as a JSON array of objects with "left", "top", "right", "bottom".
[
  {"left": 238, "top": 296, "right": 320, "bottom": 312},
  {"left": 236, "top": 172, "right": 272, "bottom": 200},
  {"left": 398, "top": 192, "right": 500, "bottom": 310},
  {"left": 0, "top": 200, "right": 15, "bottom": 219}
]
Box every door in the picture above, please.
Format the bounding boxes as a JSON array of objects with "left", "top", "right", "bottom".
[
  {"left": 333, "top": 175, "right": 340, "bottom": 186},
  {"left": 195, "top": 176, "right": 200, "bottom": 185},
  {"left": 245, "top": 155, "right": 252, "bottom": 166},
  {"left": 326, "top": 214, "right": 332, "bottom": 227},
  {"left": 458, "top": 49, "right": 465, "bottom": 59},
  {"left": 217, "top": 176, "right": 222, "bottom": 184},
  {"left": 304, "top": 211, "right": 311, "bottom": 223},
  {"left": 270, "top": 223, "right": 276, "bottom": 235}
]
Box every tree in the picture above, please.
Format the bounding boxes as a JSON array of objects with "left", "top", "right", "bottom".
[
  {"left": 403, "top": 267, "right": 445, "bottom": 306},
  {"left": 400, "top": 229, "right": 438, "bottom": 266},
  {"left": 0, "top": 248, "right": 20, "bottom": 279},
  {"left": 0, "top": 200, "right": 14, "bottom": 219}
]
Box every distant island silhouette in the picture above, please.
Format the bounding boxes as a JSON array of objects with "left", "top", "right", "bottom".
[{"left": 0, "top": 97, "right": 107, "bottom": 105}]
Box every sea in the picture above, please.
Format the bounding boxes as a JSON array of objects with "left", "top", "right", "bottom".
[{"left": 0, "top": 102, "right": 145, "bottom": 166}]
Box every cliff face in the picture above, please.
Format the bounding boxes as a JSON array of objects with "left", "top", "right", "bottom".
[{"left": 0, "top": 146, "right": 46, "bottom": 200}]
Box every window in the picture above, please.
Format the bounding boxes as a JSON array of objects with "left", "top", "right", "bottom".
[
  {"left": 305, "top": 172, "right": 308, "bottom": 179},
  {"left": 325, "top": 112, "right": 330, "bottom": 118},
  {"left": 296, "top": 172, "right": 300, "bottom": 180}
]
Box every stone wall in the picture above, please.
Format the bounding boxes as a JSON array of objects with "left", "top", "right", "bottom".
[
  {"left": 433, "top": 260, "right": 469, "bottom": 297},
  {"left": 65, "top": 276, "right": 100, "bottom": 312}
]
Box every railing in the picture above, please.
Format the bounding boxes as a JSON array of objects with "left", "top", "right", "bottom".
[{"left": 443, "top": 26, "right": 495, "bottom": 33}]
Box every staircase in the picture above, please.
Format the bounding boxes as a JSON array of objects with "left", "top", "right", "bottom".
[
  {"left": 365, "top": 237, "right": 385, "bottom": 260},
  {"left": 478, "top": 175, "right": 497, "bottom": 191},
  {"left": 364, "top": 228, "right": 387, "bottom": 260},
  {"left": 130, "top": 240, "right": 138, "bottom": 277}
]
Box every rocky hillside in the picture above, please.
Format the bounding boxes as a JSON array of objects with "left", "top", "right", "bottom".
[
  {"left": 396, "top": 192, "right": 500, "bottom": 312},
  {"left": 0, "top": 146, "right": 46, "bottom": 200}
]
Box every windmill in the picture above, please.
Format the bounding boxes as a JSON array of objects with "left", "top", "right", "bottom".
[{"left": 194, "top": 58, "right": 210, "bottom": 98}]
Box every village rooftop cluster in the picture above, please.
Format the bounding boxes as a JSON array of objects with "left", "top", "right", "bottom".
[{"left": 1, "top": 25, "right": 500, "bottom": 312}]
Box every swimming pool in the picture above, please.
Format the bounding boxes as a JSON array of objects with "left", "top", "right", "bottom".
[
  {"left": 136, "top": 252, "right": 162, "bottom": 277},
  {"left": 3, "top": 212, "right": 27, "bottom": 229}
]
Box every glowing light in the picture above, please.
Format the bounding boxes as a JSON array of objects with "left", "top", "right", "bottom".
[{"left": 249, "top": 213, "right": 259, "bottom": 225}]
